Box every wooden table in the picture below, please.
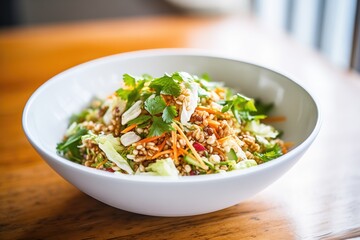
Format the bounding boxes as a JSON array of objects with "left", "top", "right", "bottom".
[{"left": 1, "top": 15, "right": 360, "bottom": 239}]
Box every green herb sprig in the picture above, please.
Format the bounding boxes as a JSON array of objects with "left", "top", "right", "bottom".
[{"left": 221, "top": 94, "right": 266, "bottom": 123}]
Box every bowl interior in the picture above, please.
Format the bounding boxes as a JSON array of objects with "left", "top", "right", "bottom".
[{"left": 23, "top": 50, "right": 319, "bottom": 170}]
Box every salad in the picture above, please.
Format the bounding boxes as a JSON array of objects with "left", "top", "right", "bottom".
[{"left": 57, "top": 72, "right": 288, "bottom": 176}]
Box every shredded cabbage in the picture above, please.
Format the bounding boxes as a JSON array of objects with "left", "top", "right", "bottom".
[
  {"left": 96, "top": 134, "right": 133, "bottom": 174},
  {"left": 235, "top": 159, "right": 258, "bottom": 170},
  {"left": 245, "top": 120, "right": 279, "bottom": 138},
  {"left": 145, "top": 158, "right": 179, "bottom": 177}
]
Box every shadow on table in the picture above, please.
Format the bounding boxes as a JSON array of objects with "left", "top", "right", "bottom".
[{"left": 19, "top": 191, "right": 293, "bottom": 239}]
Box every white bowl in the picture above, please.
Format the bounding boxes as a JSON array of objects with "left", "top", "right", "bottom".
[{"left": 22, "top": 49, "right": 321, "bottom": 217}]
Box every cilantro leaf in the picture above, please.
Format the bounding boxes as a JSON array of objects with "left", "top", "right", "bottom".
[
  {"left": 123, "top": 74, "right": 136, "bottom": 87},
  {"left": 57, "top": 127, "right": 88, "bottom": 163},
  {"left": 225, "top": 87, "right": 234, "bottom": 100},
  {"left": 201, "top": 73, "right": 211, "bottom": 81},
  {"left": 127, "top": 115, "right": 151, "bottom": 125},
  {"left": 162, "top": 105, "right": 178, "bottom": 123},
  {"left": 141, "top": 91, "right": 153, "bottom": 102},
  {"left": 172, "top": 72, "right": 194, "bottom": 83},
  {"left": 116, "top": 88, "right": 131, "bottom": 100},
  {"left": 117, "top": 76, "right": 146, "bottom": 110},
  {"left": 254, "top": 99, "right": 274, "bottom": 115},
  {"left": 221, "top": 101, "right": 233, "bottom": 113},
  {"left": 148, "top": 116, "right": 174, "bottom": 137},
  {"left": 149, "top": 75, "right": 181, "bottom": 97},
  {"left": 69, "top": 109, "right": 89, "bottom": 125},
  {"left": 238, "top": 111, "right": 266, "bottom": 122},
  {"left": 142, "top": 73, "right": 154, "bottom": 81},
  {"left": 144, "top": 95, "right": 167, "bottom": 115},
  {"left": 221, "top": 94, "right": 264, "bottom": 123},
  {"left": 233, "top": 94, "right": 257, "bottom": 112},
  {"left": 125, "top": 80, "right": 145, "bottom": 110},
  {"left": 57, "top": 128, "right": 88, "bottom": 151},
  {"left": 254, "top": 144, "right": 283, "bottom": 162}
]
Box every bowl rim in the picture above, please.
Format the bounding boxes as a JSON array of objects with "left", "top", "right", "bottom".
[{"left": 22, "top": 48, "right": 322, "bottom": 183}]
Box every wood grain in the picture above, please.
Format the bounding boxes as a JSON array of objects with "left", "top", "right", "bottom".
[{"left": 1, "top": 15, "right": 360, "bottom": 239}]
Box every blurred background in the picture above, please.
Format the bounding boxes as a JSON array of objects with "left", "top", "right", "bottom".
[{"left": 1, "top": 0, "right": 359, "bottom": 71}]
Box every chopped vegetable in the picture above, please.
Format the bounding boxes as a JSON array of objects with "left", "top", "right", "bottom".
[
  {"left": 57, "top": 125, "right": 88, "bottom": 162},
  {"left": 144, "top": 95, "right": 167, "bottom": 115},
  {"left": 120, "top": 124, "right": 137, "bottom": 134},
  {"left": 172, "top": 130, "right": 178, "bottom": 164},
  {"left": 120, "top": 131, "right": 141, "bottom": 146},
  {"left": 148, "top": 116, "right": 174, "bottom": 137},
  {"left": 151, "top": 149, "right": 173, "bottom": 160},
  {"left": 149, "top": 74, "right": 181, "bottom": 97},
  {"left": 184, "top": 155, "right": 203, "bottom": 169},
  {"left": 121, "top": 100, "right": 142, "bottom": 125},
  {"left": 226, "top": 148, "right": 237, "bottom": 161},
  {"left": 134, "top": 133, "right": 165, "bottom": 145},
  {"left": 245, "top": 120, "right": 279, "bottom": 138},
  {"left": 96, "top": 134, "right": 133, "bottom": 174},
  {"left": 254, "top": 144, "right": 283, "bottom": 162},
  {"left": 145, "top": 158, "right": 179, "bottom": 176},
  {"left": 193, "top": 142, "right": 206, "bottom": 152},
  {"left": 235, "top": 159, "right": 258, "bottom": 169},
  {"left": 173, "top": 123, "right": 208, "bottom": 170},
  {"left": 162, "top": 106, "right": 178, "bottom": 123},
  {"left": 221, "top": 94, "right": 266, "bottom": 123}
]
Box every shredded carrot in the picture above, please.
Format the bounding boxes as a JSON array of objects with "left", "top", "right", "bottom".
[
  {"left": 151, "top": 149, "right": 173, "bottom": 160},
  {"left": 173, "top": 123, "right": 208, "bottom": 170},
  {"left": 212, "top": 146, "right": 226, "bottom": 159},
  {"left": 177, "top": 147, "right": 187, "bottom": 155},
  {"left": 149, "top": 139, "right": 168, "bottom": 160},
  {"left": 178, "top": 147, "right": 197, "bottom": 159},
  {"left": 207, "top": 119, "right": 221, "bottom": 138},
  {"left": 284, "top": 141, "right": 294, "bottom": 148},
  {"left": 282, "top": 141, "right": 294, "bottom": 154},
  {"left": 172, "top": 130, "right": 178, "bottom": 164},
  {"left": 135, "top": 133, "right": 165, "bottom": 145},
  {"left": 217, "top": 135, "right": 232, "bottom": 144},
  {"left": 214, "top": 87, "right": 225, "bottom": 95},
  {"left": 213, "top": 130, "right": 221, "bottom": 139},
  {"left": 185, "top": 131, "right": 192, "bottom": 137},
  {"left": 157, "top": 139, "right": 167, "bottom": 152},
  {"left": 261, "top": 116, "right": 286, "bottom": 123},
  {"left": 161, "top": 95, "right": 169, "bottom": 106},
  {"left": 208, "top": 119, "right": 220, "bottom": 128},
  {"left": 120, "top": 123, "right": 137, "bottom": 134},
  {"left": 96, "top": 159, "right": 108, "bottom": 169},
  {"left": 177, "top": 147, "right": 189, "bottom": 157},
  {"left": 178, "top": 148, "right": 189, "bottom": 155},
  {"left": 196, "top": 106, "right": 223, "bottom": 115},
  {"left": 209, "top": 126, "right": 221, "bottom": 139}
]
